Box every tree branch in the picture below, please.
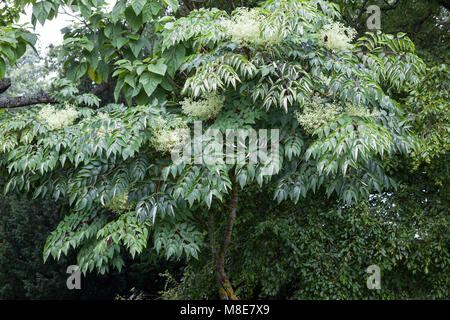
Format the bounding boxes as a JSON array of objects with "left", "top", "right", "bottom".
[
  {"left": 59, "top": 7, "right": 94, "bottom": 33},
  {"left": 0, "top": 81, "right": 111, "bottom": 109},
  {"left": 182, "top": 0, "right": 195, "bottom": 13},
  {"left": 354, "top": 0, "right": 369, "bottom": 28},
  {"left": 0, "top": 92, "right": 56, "bottom": 109},
  {"left": 0, "top": 78, "right": 11, "bottom": 94},
  {"left": 414, "top": 6, "right": 434, "bottom": 34}
]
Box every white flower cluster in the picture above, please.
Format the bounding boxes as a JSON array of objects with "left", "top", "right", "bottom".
[
  {"left": 345, "top": 104, "right": 379, "bottom": 118},
  {"left": 295, "top": 95, "right": 340, "bottom": 134},
  {"left": 38, "top": 104, "right": 78, "bottom": 130},
  {"left": 222, "top": 8, "right": 283, "bottom": 46},
  {"left": 151, "top": 119, "right": 190, "bottom": 153},
  {"left": 105, "top": 192, "right": 134, "bottom": 214},
  {"left": 97, "top": 111, "right": 109, "bottom": 120},
  {"left": 295, "top": 95, "right": 378, "bottom": 134},
  {"left": 318, "top": 22, "right": 357, "bottom": 52},
  {"left": 180, "top": 92, "right": 225, "bottom": 119}
]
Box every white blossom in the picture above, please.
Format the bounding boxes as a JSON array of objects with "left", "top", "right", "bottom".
[
  {"left": 318, "top": 22, "right": 357, "bottom": 52},
  {"left": 105, "top": 192, "right": 134, "bottom": 214},
  {"left": 151, "top": 120, "right": 190, "bottom": 153},
  {"left": 38, "top": 104, "right": 78, "bottom": 130},
  {"left": 295, "top": 95, "right": 340, "bottom": 134},
  {"left": 223, "top": 8, "right": 283, "bottom": 46},
  {"left": 181, "top": 92, "right": 225, "bottom": 119},
  {"left": 295, "top": 95, "right": 378, "bottom": 134}
]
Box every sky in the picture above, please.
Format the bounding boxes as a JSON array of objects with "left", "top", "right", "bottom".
[
  {"left": 18, "top": 2, "right": 115, "bottom": 52},
  {"left": 19, "top": 6, "right": 73, "bottom": 51}
]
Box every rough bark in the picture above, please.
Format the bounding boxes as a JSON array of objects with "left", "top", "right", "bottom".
[
  {"left": 0, "top": 82, "right": 110, "bottom": 109},
  {"left": 91, "top": 82, "right": 111, "bottom": 97},
  {"left": 208, "top": 174, "right": 239, "bottom": 300},
  {"left": 0, "top": 78, "right": 11, "bottom": 94},
  {"left": 0, "top": 92, "right": 57, "bottom": 109}
]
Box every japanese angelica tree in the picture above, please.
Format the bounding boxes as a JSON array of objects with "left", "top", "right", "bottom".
[{"left": 0, "top": 0, "right": 426, "bottom": 299}]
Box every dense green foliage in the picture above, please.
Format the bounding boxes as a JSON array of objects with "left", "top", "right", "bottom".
[
  {"left": 172, "top": 178, "right": 448, "bottom": 299},
  {"left": 0, "top": 0, "right": 448, "bottom": 300},
  {"left": 0, "top": 194, "right": 186, "bottom": 299}
]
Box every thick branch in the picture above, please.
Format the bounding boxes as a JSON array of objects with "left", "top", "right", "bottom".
[
  {"left": 90, "top": 81, "right": 111, "bottom": 97},
  {"left": 0, "top": 82, "right": 110, "bottom": 109},
  {"left": 0, "top": 78, "right": 11, "bottom": 94},
  {"left": 0, "top": 92, "right": 56, "bottom": 109},
  {"left": 354, "top": 0, "right": 370, "bottom": 28},
  {"left": 182, "top": 0, "right": 195, "bottom": 13},
  {"left": 414, "top": 6, "right": 434, "bottom": 33}
]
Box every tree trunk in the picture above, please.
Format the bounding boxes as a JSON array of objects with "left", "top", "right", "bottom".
[{"left": 208, "top": 175, "right": 239, "bottom": 300}]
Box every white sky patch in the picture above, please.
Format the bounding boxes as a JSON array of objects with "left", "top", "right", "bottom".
[
  {"left": 18, "top": 1, "right": 116, "bottom": 53},
  {"left": 19, "top": 6, "right": 74, "bottom": 52}
]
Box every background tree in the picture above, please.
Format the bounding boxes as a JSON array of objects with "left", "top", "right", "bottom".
[{"left": 335, "top": 0, "right": 449, "bottom": 62}]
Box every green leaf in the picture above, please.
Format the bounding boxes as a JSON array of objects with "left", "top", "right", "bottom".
[
  {"left": 130, "top": 38, "right": 146, "bottom": 57},
  {"left": 66, "top": 62, "right": 88, "bottom": 81},
  {"left": 139, "top": 72, "right": 162, "bottom": 97},
  {"left": 78, "top": 3, "right": 93, "bottom": 20},
  {"left": 125, "top": 6, "right": 143, "bottom": 32},
  {"left": 32, "top": 1, "right": 52, "bottom": 25},
  {"left": 114, "top": 78, "right": 125, "bottom": 101},
  {"left": 148, "top": 61, "right": 167, "bottom": 76},
  {"left": 2, "top": 46, "right": 16, "bottom": 65},
  {"left": 131, "top": 0, "right": 146, "bottom": 15},
  {"left": 149, "top": 1, "right": 163, "bottom": 15},
  {"left": 88, "top": 67, "right": 102, "bottom": 84},
  {"left": 0, "top": 57, "right": 6, "bottom": 78},
  {"left": 114, "top": 37, "right": 129, "bottom": 49},
  {"left": 163, "top": 0, "right": 179, "bottom": 12},
  {"left": 111, "top": 0, "right": 127, "bottom": 22},
  {"left": 161, "top": 45, "right": 185, "bottom": 77}
]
